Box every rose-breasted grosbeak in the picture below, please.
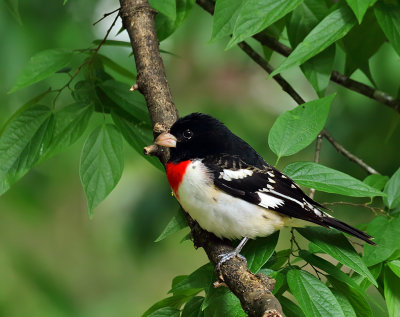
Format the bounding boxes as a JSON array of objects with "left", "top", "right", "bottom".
[{"left": 155, "top": 113, "right": 374, "bottom": 266}]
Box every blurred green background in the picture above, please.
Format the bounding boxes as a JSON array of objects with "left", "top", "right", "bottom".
[{"left": 0, "top": 0, "right": 399, "bottom": 316}]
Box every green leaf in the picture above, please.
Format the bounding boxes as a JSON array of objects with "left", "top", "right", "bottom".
[
  {"left": 169, "top": 263, "right": 214, "bottom": 296},
  {"left": 100, "top": 80, "right": 149, "bottom": 123},
  {"left": 278, "top": 295, "right": 306, "bottom": 317},
  {"left": 9, "top": 49, "right": 73, "bottom": 93},
  {"left": 264, "top": 249, "right": 290, "bottom": 271},
  {"left": 43, "top": 103, "right": 93, "bottom": 159},
  {"left": 79, "top": 124, "right": 124, "bottom": 214},
  {"left": 155, "top": 0, "right": 195, "bottom": 42},
  {"left": 374, "top": 2, "right": 400, "bottom": 56},
  {"left": 296, "top": 227, "right": 377, "bottom": 287},
  {"left": 181, "top": 296, "right": 204, "bottom": 317},
  {"left": 287, "top": 0, "right": 329, "bottom": 47},
  {"left": 345, "top": 0, "right": 377, "bottom": 24},
  {"left": 149, "top": 0, "right": 176, "bottom": 20},
  {"left": 0, "top": 89, "right": 51, "bottom": 137},
  {"left": 98, "top": 54, "right": 136, "bottom": 82},
  {"left": 155, "top": 209, "right": 188, "bottom": 242},
  {"left": 268, "top": 94, "right": 334, "bottom": 158},
  {"left": 383, "top": 167, "right": 400, "bottom": 209},
  {"left": 351, "top": 263, "right": 383, "bottom": 291},
  {"left": 0, "top": 105, "right": 53, "bottom": 195},
  {"left": 283, "top": 161, "right": 386, "bottom": 197},
  {"left": 142, "top": 295, "right": 190, "bottom": 317},
  {"left": 384, "top": 265, "right": 400, "bottom": 317},
  {"left": 342, "top": 9, "right": 385, "bottom": 79},
  {"left": 363, "top": 174, "right": 389, "bottom": 191},
  {"left": 299, "top": 250, "right": 361, "bottom": 290},
  {"left": 287, "top": 269, "right": 345, "bottom": 317},
  {"left": 271, "top": 6, "right": 356, "bottom": 76},
  {"left": 211, "top": 0, "right": 244, "bottom": 41},
  {"left": 287, "top": 0, "right": 333, "bottom": 96},
  {"left": 227, "top": 0, "right": 302, "bottom": 49},
  {"left": 327, "top": 276, "right": 374, "bottom": 317},
  {"left": 111, "top": 113, "right": 163, "bottom": 170},
  {"left": 203, "top": 287, "right": 246, "bottom": 317},
  {"left": 331, "top": 289, "right": 357, "bottom": 317},
  {"left": 242, "top": 231, "right": 279, "bottom": 273},
  {"left": 302, "top": 46, "right": 335, "bottom": 96},
  {"left": 388, "top": 260, "right": 400, "bottom": 279},
  {"left": 363, "top": 216, "right": 400, "bottom": 266},
  {"left": 148, "top": 307, "right": 180, "bottom": 317}
]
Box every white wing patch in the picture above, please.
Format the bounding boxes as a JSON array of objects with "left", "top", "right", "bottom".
[
  {"left": 257, "top": 192, "right": 284, "bottom": 208},
  {"left": 219, "top": 169, "right": 253, "bottom": 181},
  {"left": 270, "top": 189, "right": 304, "bottom": 208},
  {"left": 270, "top": 189, "right": 325, "bottom": 217}
]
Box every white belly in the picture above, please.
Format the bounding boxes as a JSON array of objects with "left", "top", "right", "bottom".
[{"left": 176, "top": 160, "right": 287, "bottom": 240}]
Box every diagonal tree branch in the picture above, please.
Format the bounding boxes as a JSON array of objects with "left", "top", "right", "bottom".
[
  {"left": 196, "top": 0, "right": 400, "bottom": 114},
  {"left": 321, "top": 130, "right": 380, "bottom": 175},
  {"left": 255, "top": 35, "right": 400, "bottom": 114},
  {"left": 119, "top": 0, "right": 283, "bottom": 316}
]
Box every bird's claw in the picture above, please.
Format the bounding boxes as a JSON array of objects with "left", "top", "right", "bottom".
[{"left": 216, "top": 251, "right": 247, "bottom": 271}]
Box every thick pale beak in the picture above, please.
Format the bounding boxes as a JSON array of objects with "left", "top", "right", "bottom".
[{"left": 154, "top": 132, "right": 177, "bottom": 148}]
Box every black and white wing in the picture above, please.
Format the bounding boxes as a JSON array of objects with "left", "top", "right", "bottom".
[
  {"left": 203, "top": 154, "right": 325, "bottom": 224},
  {"left": 202, "top": 154, "right": 375, "bottom": 244}
]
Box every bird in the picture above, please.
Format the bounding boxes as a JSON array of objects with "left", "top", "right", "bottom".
[{"left": 154, "top": 113, "right": 375, "bottom": 267}]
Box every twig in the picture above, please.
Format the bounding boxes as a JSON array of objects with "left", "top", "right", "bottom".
[
  {"left": 119, "top": 1, "right": 282, "bottom": 316},
  {"left": 93, "top": 7, "right": 120, "bottom": 26},
  {"left": 237, "top": 42, "right": 305, "bottom": 105},
  {"left": 322, "top": 201, "right": 385, "bottom": 216},
  {"left": 53, "top": 11, "right": 120, "bottom": 106},
  {"left": 321, "top": 130, "right": 380, "bottom": 175},
  {"left": 309, "top": 134, "right": 323, "bottom": 199},
  {"left": 92, "top": 11, "right": 120, "bottom": 57},
  {"left": 195, "top": 0, "right": 400, "bottom": 113}
]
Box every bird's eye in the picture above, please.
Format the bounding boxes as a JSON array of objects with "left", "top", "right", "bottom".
[{"left": 183, "top": 129, "right": 193, "bottom": 139}]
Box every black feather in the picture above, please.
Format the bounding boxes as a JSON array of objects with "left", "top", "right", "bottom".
[{"left": 322, "top": 217, "right": 375, "bottom": 245}]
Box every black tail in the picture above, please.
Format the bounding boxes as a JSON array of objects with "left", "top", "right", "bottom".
[{"left": 322, "top": 217, "right": 376, "bottom": 246}]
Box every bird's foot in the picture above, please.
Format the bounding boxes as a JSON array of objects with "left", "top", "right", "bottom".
[
  {"left": 216, "top": 237, "right": 249, "bottom": 271},
  {"left": 216, "top": 251, "right": 247, "bottom": 271}
]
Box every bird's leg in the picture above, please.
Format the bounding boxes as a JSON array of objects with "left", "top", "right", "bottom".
[{"left": 217, "top": 237, "right": 249, "bottom": 271}]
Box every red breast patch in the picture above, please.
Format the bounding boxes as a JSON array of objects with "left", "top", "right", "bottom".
[{"left": 166, "top": 160, "right": 191, "bottom": 198}]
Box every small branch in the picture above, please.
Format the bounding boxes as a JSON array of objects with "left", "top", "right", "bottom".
[
  {"left": 309, "top": 134, "right": 323, "bottom": 199},
  {"left": 53, "top": 11, "right": 120, "bottom": 106},
  {"left": 322, "top": 201, "right": 385, "bottom": 216},
  {"left": 321, "top": 130, "right": 380, "bottom": 175},
  {"left": 237, "top": 42, "right": 305, "bottom": 105},
  {"left": 92, "top": 11, "right": 120, "bottom": 57},
  {"left": 329, "top": 71, "right": 400, "bottom": 113},
  {"left": 119, "top": 0, "right": 282, "bottom": 316},
  {"left": 93, "top": 7, "right": 120, "bottom": 26}
]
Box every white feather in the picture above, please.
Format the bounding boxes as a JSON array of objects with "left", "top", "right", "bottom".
[
  {"left": 257, "top": 192, "right": 284, "bottom": 208},
  {"left": 177, "top": 160, "right": 286, "bottom": 239},
  {"left": 219, "top": 168, "right": 253, "bottom": 181}
]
